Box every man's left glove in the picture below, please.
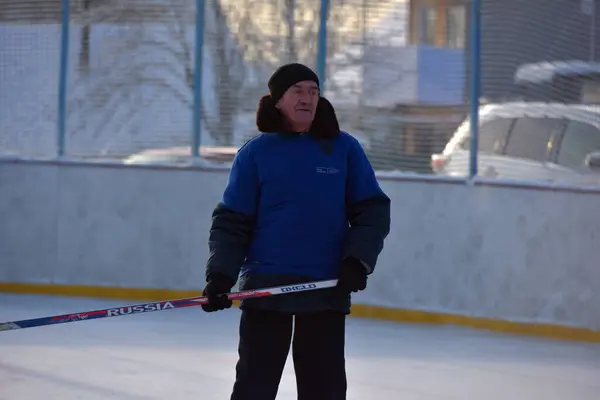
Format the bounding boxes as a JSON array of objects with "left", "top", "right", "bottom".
[
  {"left": 337, "top": 257, "right": 368, "bottom": 293},
  {"left": 201, "top": 273, "right": 235, "bottom": 312}
]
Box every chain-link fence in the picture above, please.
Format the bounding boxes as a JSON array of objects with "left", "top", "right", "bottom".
[
  {"left": 327, "top": 0, "right": 466, "bottom": 175},
  {"left": 0, "top": 0, "right": 63, "bottom": 158},
  {"left": 461, "top": 0, "right": 600, "bottom": 186},
  {"left": 2, "top": 0, "right": 600, "bottom": 187}
]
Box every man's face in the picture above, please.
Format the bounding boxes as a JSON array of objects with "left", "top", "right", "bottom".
[{"left": 275, "top": 80, "right": 319, "bottom": 129}]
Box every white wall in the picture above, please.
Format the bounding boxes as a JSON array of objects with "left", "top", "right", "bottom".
[{"left": 1, "top": 160, "right": 599, "bottom": 331}]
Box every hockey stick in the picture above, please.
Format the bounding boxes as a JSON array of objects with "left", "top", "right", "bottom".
[{"left": 0, "top": 279, "right": 338, "bottom": 332}]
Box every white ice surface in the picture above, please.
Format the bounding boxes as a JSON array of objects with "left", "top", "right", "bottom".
[{"left": 1, "top": 294, "right": 599, "bottom": 400}]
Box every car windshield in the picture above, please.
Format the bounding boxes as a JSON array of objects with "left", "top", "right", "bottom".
[{"left": 458, "top": 117, "right": 514, "bottom": 154}]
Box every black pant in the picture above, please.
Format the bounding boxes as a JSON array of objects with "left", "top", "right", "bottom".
[{"left": 230, "top": 308, "right": 347, "bottom": 400}]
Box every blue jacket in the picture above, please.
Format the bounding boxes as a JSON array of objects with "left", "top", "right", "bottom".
[{"left": 205, "top": 131, "right": 391, "bottom": 313}]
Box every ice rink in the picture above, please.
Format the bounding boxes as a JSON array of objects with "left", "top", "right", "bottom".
[{"left": 1, "top": 294, "right": 599, "bottom": 400}]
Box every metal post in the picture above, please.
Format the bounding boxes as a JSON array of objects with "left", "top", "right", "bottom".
[
  {"left": 591, "top": 1, "right": 596, "bottom": 61},
  {"left": 57, "top": 0, "right": 70, "bottom": 158},
  {"left": 468, "top": 0, "right": 481, "bottom": 179},
  {"left": 316, "top": 0, "right": 330, "bottom": 92},
  {"left": 192, "top": 0, "right": 206, "bottom": 158}
]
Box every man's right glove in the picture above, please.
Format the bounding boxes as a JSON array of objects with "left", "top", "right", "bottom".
[{"left": 201, "top": 273, "right": 235, "bottom": 312}]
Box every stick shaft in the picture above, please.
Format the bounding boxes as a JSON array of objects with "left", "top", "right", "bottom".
[{"left": 0, "top": 279, "right": 338, "bottom": 332}]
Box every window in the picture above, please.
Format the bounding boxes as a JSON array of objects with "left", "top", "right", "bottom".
[
  {"left": 420, "top": 6, "right": 437, "bottom": 45},
  {"left": 446, "top": 5, "right": 466, "bottom": 49},
  {"left": 459, "top": 117, "right": 514, "bottom": 153},
  {"left": 503, "top": 117, "right": 562, "bottom": 162},
  {"left": 556, "top": 120, "right": 600, "bottom": 168},
  {"left": 581, "top": 80, "right": 600, "bottom": 104}
]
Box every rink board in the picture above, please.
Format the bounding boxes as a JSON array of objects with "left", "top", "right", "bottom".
[{"left": 1, "top": 159, "right": 600, "bottom": 343}]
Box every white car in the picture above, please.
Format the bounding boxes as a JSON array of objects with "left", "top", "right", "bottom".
[
  {"left": 431, "top": 102, "right": 600, "bottom": 186},
  {"left": 123, "top": 146, "right": 238, "bottom": 166}
]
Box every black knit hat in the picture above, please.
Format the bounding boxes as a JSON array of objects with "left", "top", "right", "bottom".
[{"left": 268, "top": 63, "right": 320, "bottom": 102}]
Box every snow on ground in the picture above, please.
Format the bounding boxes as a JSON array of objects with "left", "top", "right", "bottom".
[{"left": 1, "top": 293, "right": 600, "bottom": 399}]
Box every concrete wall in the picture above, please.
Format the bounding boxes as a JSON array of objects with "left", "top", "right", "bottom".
[{"left": 1, "top": 160, "right": 600, "bottom": 334}]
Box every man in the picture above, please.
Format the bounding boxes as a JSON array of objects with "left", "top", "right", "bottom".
[{"left": 202, "top": 63, "right": 391, "bottom": 400}]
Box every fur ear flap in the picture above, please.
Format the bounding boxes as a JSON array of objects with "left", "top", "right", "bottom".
[
  {"left": 256, "top": 94, "right": 283, "bottom": 133},
  {"left": 308, "top": 96, "right": 340, "bottom": 138},
  {"left": 255, "top": 94, "right": 340, "bottom": 137}
]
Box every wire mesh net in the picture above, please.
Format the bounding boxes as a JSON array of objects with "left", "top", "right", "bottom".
[
  {"left": 64, "top": 0, "right": 340, "bottom": 161},
  {"left": 326, "top": 0, "right": 467, "bottom": 175},
  {"left": 0, "top": 0, "right": 470, "bottom": 172},
  {"left": 0, "top": 0, "right": 64, "bottom": 158},
  {"left": 434, "top": 0, "right": 600, "bottom": 186},
  {"left": 64, "top": 0, "right": 199, "bottom": 160}
]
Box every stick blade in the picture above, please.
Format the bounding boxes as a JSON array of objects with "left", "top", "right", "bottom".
[{"left": 0, "top": 322, "right": 21, "bottom": 331}]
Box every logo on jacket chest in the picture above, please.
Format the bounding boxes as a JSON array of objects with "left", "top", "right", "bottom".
[{"left": 316, "top": 167, "right": 340, "bottom": 175}]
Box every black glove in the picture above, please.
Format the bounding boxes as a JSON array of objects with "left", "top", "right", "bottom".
[
  {"left": 336, "top": 257, "right": 368, "bottom": 293},
  {"left": 201, "top": 273, "right": 235, "bottom": 312}
]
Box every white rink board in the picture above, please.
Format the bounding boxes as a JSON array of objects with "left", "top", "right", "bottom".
[{"left": 0, "top": 160, "right": 599, "bottom": 331}]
